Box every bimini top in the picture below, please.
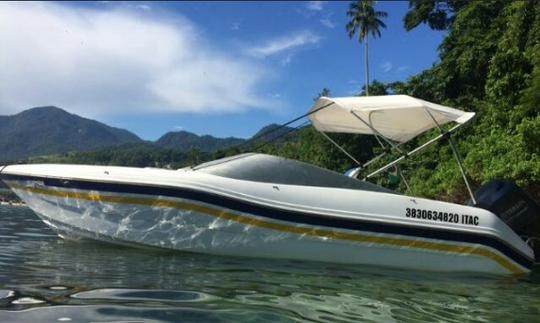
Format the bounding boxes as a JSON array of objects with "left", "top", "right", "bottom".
[{"left": 309, "top": 95, "right": 475, "bottom": 143}]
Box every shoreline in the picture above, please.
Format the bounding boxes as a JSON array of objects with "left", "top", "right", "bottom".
[
  {"left": 0, "top": 188, "right": 23, "bottom": 206},
  {"left": 0, "top": 201, "right": 26, "bottom": 207}
]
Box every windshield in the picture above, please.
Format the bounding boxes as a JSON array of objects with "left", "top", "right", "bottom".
[{"left": 194, "top": 153, "right": 397, "bottom": 194}]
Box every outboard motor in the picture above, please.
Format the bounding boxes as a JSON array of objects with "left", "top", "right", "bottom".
[{"left": 471, "top": 180, "right": 540, "bottom": 262}]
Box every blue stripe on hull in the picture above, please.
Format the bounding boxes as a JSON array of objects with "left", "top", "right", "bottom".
[{"left": 1, "top": 174, "right": 534, "bottom": 270}]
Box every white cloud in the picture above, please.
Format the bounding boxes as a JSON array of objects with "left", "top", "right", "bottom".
[
  {"left": 246, "top": 31, "right": 320, "bottom": 58},
  {"left": 320, "top": 18, "right": 335, "bottom": 29},
  {"left": 381, "top": 61, "right": 393, "bottom": 73},
  {"left": 134, "top": 4, "right": 151, "bottom": 11},
  {"left": 307, "top": 1, "right": 326, "bottom": 11},
  {"left": 0, "top": 2, "right": 276, "bottom": 117},
  {"left": 280, "top": 54, "right": 293, "bottom": 66}
]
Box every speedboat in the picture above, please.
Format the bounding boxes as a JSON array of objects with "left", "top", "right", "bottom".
[{"left": 1, "top": 95, "right": 538, "bottom": 276}]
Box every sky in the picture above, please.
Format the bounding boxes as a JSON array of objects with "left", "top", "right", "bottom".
[{"left": 0, "top": 1, "right": 445, "bottom": 140}]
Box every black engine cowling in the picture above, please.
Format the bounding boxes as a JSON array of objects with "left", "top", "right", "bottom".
[{"left": 471, "top": 180, "right": 540, "bottom": 262}]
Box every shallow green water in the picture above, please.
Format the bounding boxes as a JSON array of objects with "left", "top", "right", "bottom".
[{"left": 0, "top": 205, "right": 539, "bottom": 322}]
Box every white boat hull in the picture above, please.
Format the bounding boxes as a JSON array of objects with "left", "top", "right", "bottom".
[{"left": 0, "top": 164, "right": 535, "bottom": 276}]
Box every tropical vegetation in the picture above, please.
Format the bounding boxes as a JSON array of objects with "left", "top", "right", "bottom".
[
  {"left": 2, "top": 0, "right": 538, "bottom": 204},
  {"left": 255, "top": 0, "right": 540, "bottom": 202}
]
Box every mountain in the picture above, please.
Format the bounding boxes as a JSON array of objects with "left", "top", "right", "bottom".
[
  {"left": 155, "top": 130, "right": 245, "bottom": 152},
  {"left": 155, "top": 123, "right": 300, "bottom": 153},
  {"left": 252, "top": 123, "right": 282, "bottom": 140},
  {"left": 0, "top": 106, "right": 142, "bottom": 161},
  {"left": 251, "top": 123, "right": 300, "bottom": 143},
  {"left": 0, "top": 106, "right": 301, "bottom": 162}
]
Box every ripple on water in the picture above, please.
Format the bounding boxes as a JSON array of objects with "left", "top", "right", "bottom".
[
  {"left": 71, "top": 288, "right": 213, "bottom": 303},
  {"left": 11, "top": 297, "right": 45, "bottom": 305},
  {"left": 1, "top": 205, "right": 540, "bottom": 322},
  {"left": 0, "top": 290, "right": 15, "bottom": 299},
  {"left": 0, "top": 305, "right": 293, "bottom": 323},
  {"left": 14, "top": 232, "right": 57, "bottom": 239}
]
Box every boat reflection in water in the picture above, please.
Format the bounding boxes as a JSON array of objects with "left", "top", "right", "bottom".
[{"left": 1, "top": 205, "right": 540, "bottom": 322}]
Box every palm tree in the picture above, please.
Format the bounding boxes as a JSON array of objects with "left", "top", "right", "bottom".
[{"left": 346, "top": 0, "right": 387, "bottom": 96}]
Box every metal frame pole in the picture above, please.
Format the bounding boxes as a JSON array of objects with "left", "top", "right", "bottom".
[
  {"left": 362, "top": 150, "right": 388, "bottom": 168},
  {"left": 373, "top": 133, "right": 386, "bottom": 150},
  {"left": 424, "top": 108, "right": 476, "bottom": 205},
  {"left": 318, "top": 131, "right": 362, "bottom": 167},
  {"left": 350, "top": 111, "right": 405, "bottom": 155},
  {"left": 239, "top": 101, "right": 336, "bottom": 151},
  {"left": 448, "top": 137, "right": 477, "bottom": 205},
  {"left": 364, "top": 124, "right": 462, "bottom": 180},
  {"left": 400, "top": 172, "right": 411, "bottom": 192},
  {"left": 370, "top": 126, "right": 412, "bottom": 191},
  {"left": 368, "top": 111, "right": 392, "bottom": 152}
]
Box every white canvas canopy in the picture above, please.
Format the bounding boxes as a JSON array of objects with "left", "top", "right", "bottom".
[{"left": 309, "top": 95, "right": 475, "bottom": 143}]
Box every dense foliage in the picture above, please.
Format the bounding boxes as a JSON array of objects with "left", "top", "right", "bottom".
[
  {"left": 27, "top": 142, "right": 200, "bottom": 169},
  {"left": 403, "top": 0, "right": 467, "bottom": 31},
  {"left": 155, "top": 131, "right": 244, "bottom": 152},
  {"left": 254, "top": 0, "right": 540, "bottom": 202},
  {"left": 3, "top": 1, "right": 538, "bottom": 204}
]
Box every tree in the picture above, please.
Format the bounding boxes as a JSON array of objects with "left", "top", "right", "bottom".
[
  {"left": 346, "top": 0, "right": 388, "bottom": 96},
  {"left": 188, "top": 148, "right": 201, "bottom": 166},
  {"left": 358, "top": 80, "right": 389, "bottom": 96},
  {"left": 314, "top": 87, "right": 331, "bottom": 101},
  {"left": 404, "top": 0, "right": 468, "bottom": 31}
]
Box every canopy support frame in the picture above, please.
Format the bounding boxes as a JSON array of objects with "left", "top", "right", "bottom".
[
  {"left": 400, "top": 170, "right": 411, "bottom": 193},
  {"left": 319, "top": 131, "right": 362, "bottom": 167},
  {"left": 309, "top": 95, "right": 476, "bottom": 203},
  {"left": 363, "top": 123, "right": 463, "bottom": 180},
  {"left": 316, "top": 126, "right": 405, "bottom": 179},
  {"left": 350, "top": 111, "right": 405, "bottom": 155},
  {"left": 424, "top": 108, "right": 477, "bottom": 205},
  {"left": 352, "top": 110, "right": 415, "bottom": 188}
]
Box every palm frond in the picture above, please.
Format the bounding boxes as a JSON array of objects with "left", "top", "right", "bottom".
[
  {"left": 346, "top": 0, "right": 388, "bottom": 42},
  {"left": 375, "top": 18, "right": 387, "bottom": 29}
]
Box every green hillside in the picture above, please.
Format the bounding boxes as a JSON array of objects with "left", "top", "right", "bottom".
[
  {"left": 28, "top": 142, "right": 199, "bottom": 169},
  {"left": 155, "top": 131, "right": 244, "bottom": 152},
  {"left": 0, "top": 106, "right": 142, "bottom": 161}
]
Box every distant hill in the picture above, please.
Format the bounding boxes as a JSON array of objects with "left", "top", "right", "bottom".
[
  {"left": 0, "top": 106, "right": 142, "bottom": 161},
  {"left": 251, "top": 123, "right": 300, "bottom": 143},
  {"left": 155, "top": 123, "right": 300, "bottom": 153},
  {"left": 0, "top": 106, "right": 302, "bottom": 163},
  {"left": 28, "top": 142, "right": 196, "bottom": 169},
  {"left": 155, "top": 130, "right": 245, "bottom": 152}
]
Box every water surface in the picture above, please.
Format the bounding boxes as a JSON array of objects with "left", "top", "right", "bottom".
[{"left": 0, "top": 205, "right": 539, "bottom": 322}]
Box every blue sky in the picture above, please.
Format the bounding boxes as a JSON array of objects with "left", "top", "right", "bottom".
[{"left": 0, "top": 1, "right": 445, "bottom": 140}]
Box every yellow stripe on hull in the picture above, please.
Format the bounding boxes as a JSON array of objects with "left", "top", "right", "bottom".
[{"left": 8, "top": 182, "right": 528, "bottom": 275}]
